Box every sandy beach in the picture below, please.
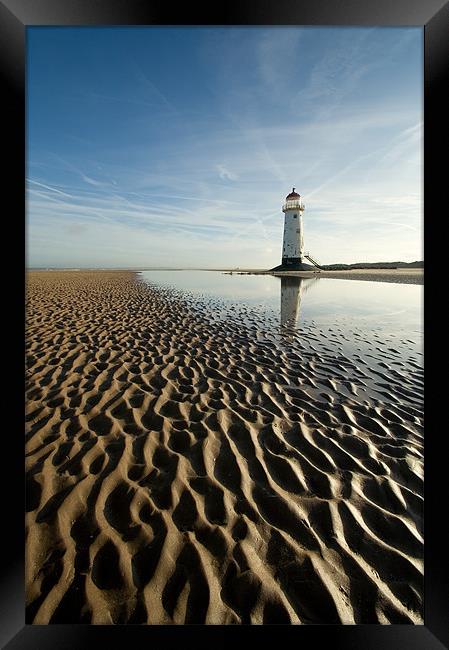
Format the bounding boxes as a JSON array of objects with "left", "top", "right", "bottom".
[{"left": 25, "top": 270, "right": 423, "bottom": 625}]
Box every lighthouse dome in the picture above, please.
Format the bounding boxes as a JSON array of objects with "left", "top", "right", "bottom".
[{"left": 286, "top": 188, "right": 300, "bottom": 199}]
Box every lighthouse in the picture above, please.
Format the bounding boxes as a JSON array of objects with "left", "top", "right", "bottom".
[{"left": 272, "top": 188, "right": 314, "bottom": 271}]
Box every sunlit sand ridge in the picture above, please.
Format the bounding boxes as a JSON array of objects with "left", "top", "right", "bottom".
[{"left": 25, "top": 270, "right": 423, "bottom": 624}]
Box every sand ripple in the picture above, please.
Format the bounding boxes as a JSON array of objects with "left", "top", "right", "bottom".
[{"left": 25, "top": 271, "right": 423, "bottom": 624}]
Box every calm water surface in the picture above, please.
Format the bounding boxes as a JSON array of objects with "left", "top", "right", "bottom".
[{"left": 139, "top": 270, "right": 422, "bottom": 335}]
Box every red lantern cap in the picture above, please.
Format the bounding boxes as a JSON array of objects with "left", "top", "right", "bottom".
[{"left": 286, "top": 187, "right": 300, "bottom": 199}]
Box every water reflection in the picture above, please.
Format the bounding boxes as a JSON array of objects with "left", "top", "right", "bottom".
[
  {"left": 138, "top": 271, "right": 422, "bottom": 335},
  {"left": 280, "top": 277, "right": 319, "bottom": 329}
]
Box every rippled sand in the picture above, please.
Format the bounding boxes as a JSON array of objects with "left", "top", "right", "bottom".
[{"left": 25, "top": 271, "right": 423, "bottom": 624}]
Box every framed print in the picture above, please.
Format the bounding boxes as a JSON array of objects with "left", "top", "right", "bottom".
[{"left": 1, "top": 0, "right": 448, "bottom": 648}]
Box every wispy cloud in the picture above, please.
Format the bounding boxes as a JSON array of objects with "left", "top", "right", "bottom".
[
  {"left": 27, "top": 179, "right": 74, "bottom": 199},
  {"left": 217, "top": 164, "right": 238, "bottom": 181}
]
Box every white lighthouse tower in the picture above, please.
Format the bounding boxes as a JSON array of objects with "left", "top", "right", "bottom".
[{"left": 272, "top": 188, "right": 313, "bottom": 271}]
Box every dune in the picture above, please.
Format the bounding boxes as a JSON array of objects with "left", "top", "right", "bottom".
[{"left": 25, "top": 270, "right": 423, "bottom": 624}]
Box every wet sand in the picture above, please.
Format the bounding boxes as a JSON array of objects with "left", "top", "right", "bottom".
[
  {"left": 25, "top": 270, "right": 423, "bottom": 624},
  {"left": 225, "top": 268, "right": 423, "bottom": 285}
]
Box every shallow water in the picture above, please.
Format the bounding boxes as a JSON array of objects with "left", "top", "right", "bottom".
[{"left": 139, "top": 270, "right": 422, "bottom": 342}]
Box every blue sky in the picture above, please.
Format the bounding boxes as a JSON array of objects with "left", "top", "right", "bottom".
[{"left": 27, "top": 27, "right": 422, "bottom": 268}]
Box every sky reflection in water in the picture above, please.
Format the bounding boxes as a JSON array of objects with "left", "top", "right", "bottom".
[{"left": 139, "top": 270, "right": 422, "bottom": 336}]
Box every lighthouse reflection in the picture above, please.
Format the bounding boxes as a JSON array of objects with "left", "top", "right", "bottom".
[{"left": 280, "top": 276, "right": 319, "bottom": 329}]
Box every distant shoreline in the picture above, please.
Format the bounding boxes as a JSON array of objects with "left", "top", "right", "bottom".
[
  {"left": 225, "top": 268, "right": 424, "bottom": 285},
  {"left": 27, "top": 267, "right": 424, "bottom": 285}
]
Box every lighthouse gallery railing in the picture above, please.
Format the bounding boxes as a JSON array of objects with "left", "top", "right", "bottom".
[{"left": 282, "top": 200, "right": 305, "bottom": 212}]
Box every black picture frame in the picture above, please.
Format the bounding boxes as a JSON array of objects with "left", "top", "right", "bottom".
[{"left": 2, "top": 0, "right": 448, "bottom": 648}]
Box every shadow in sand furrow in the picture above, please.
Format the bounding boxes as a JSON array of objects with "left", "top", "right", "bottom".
[
  {"left": 68, "top": 393, "right": 83, "bottom": 408},
  {"left": 26, "top": 439, "right": 58, "bottom": 462},
  {"left": 132, "top": 510, "right": 167, "bottom": 588},
  {"left": 225, "top": 422, "right": 272, "bottom": 488},
  {"left": 49, "top": 573, "right": 91, "bottom": 623},
  {"left": 25, "top": 406, "right": 46, "bottom": 422},
  {"left": 26, "top": 473, "right": 42, "bottom": 512},
  {"left": 57, "top": 437, "right": 97, "bottom": 476},
  {"left": 146, "top": 370, "right": 167, "bottom": 391},
  {"left": 316, "top": 515, "right": 416, "bottom": 622},
  {"left": 122, "top": 421, "right": 145, "bottom": 437},
  {"left": 213, "top": 434, "right": 243, "bottom": 495},
  {"left": 172, "top": 489, "right": 198, "bottom": 532},
  {"left": 330, "top": 430, "right": 371, "bottom": 458},
  {"left": 110, "top": 400, "right": 134, "bottom": 422},
  {"left": 231, "top": 518, "right": 248, "bottom": 541},
  {"left": 52, "top": 441, "right": 75, "bottom": 466},
  {"left": 162, "top": 541, "right": 210, "bottom": 623},
  {"left": 167, "top": 429, "right": 191, "bottom": 454},
  {"left": 386, "top": 421, "right": 422, "bottom": 440},
  {"left": 92, "top": 540, "right": 124, "bottom": 590},
  {"left": 377, "top": 443, "right": 419, "bottom": 460},
  {"left": 38, "top": 368, "right": 59, "bottom": 388},
  {"left": 27, "top": 387, "right": 44, "bottom": 401},
  {"left": 158, "top": 400, "right": 184, "bottom": 420},
  {"left": 309, "top": 431, "right": 372, "bottom": 476},
  {"left": 58, "top": 406, "right": 77, "bottom": 422},
  {"left": 387, "top": 459, "right": 423, "bottom": 495},
  {"left": 379, "top": 597, "right": 418, "bottom": 623},
  {"left": 262, "top": 599, "right": 291, "bottom": 624},
  {"left": 189, "top": 421, "right": 209, "bottom": 441},
  {"left": 128, "top": 593, "right": 148, "bottom": 624},
  {"left": 104, "top": 480, "right": 139, "bottom": 541},
  {"left": 70, "top": 509, "right": 100, "bottom": 568},
  {"left": 360, "top": 476, "right": 409, "bottom": 516},
  {"left": 81, "top": 437, "right": 126, "bottom": 523},
  {"left": 131, "top": 433, "right": 147, "bottom": 466},
  {"left": 398, "top": 487, "right": 423, "bottom": 533},
  {"left": 140, "top": 410, "right": 164, "bottom": 432},
  {"left": 307, "top": 500, "right": 335, "bottom": 543},
  {"left": 221, "top": 560, "right": 262, "bottom": 624},
  {"left": 26, "top": 548, "right": 66, "bottom": 623},
  {"left": 189, "top": 404, "right": 208, "bottom": 424},
  {"left": 36, "top": 476, "right": 86, "bottom": 524},
  {"left": 26, "top": 413, "right": 55, "bottom": 442},
  {"left": 281, "top": 426, "right": 335, "bottom": 473},
  {"left": 338, "top": 503, "right": 422, "bottom": 591},
  {"left": 386, "top": 581, "right": 423, "bottom": 618},
  {"left": 195, "top": 524, "right": 228, "bottom": 562},
  {"left": 292, "top": 452, "right": 334, "bottom": 499},
  {"left": 360, "top": 504, "right": 422, "bottom": 558},
  {"left": 261, "top": 446, "right": 307, "bottom": 495},
  {"left": 322, "top": 425, "right": 388, "bottom": 476},
  {"left": 139, "top": 447, "right": 178, "bottom": 510},
  {"left": 229, "top": 402, "right": 259, "bottom": 423},
  {"left": 127, "top": 391, "right": 145, "bottom": 409},
  {"left": 252, "top": 484, "right": 320, "bottom": 551},
  {"left": 88, "top": 413, "right": 113, "bottom": 436},
  {"left": 101, "top": 389, "right": 126, "bottom": 411},
  {"left": 342, "top": 409, "right": 391, "bottom": 438},
  {"left": 233, "top": 496, "right": 260, "bottom": 523},
  {"left": 266, "top": 530, "right": 340, "bottom": 623},
  {"left": 189, "top": 477, "right": 226, "bottom": 525}
]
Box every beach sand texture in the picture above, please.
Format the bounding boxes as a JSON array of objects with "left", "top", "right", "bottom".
[{"left": 25, "top": 271, "right": 423, "bottom": 624}]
